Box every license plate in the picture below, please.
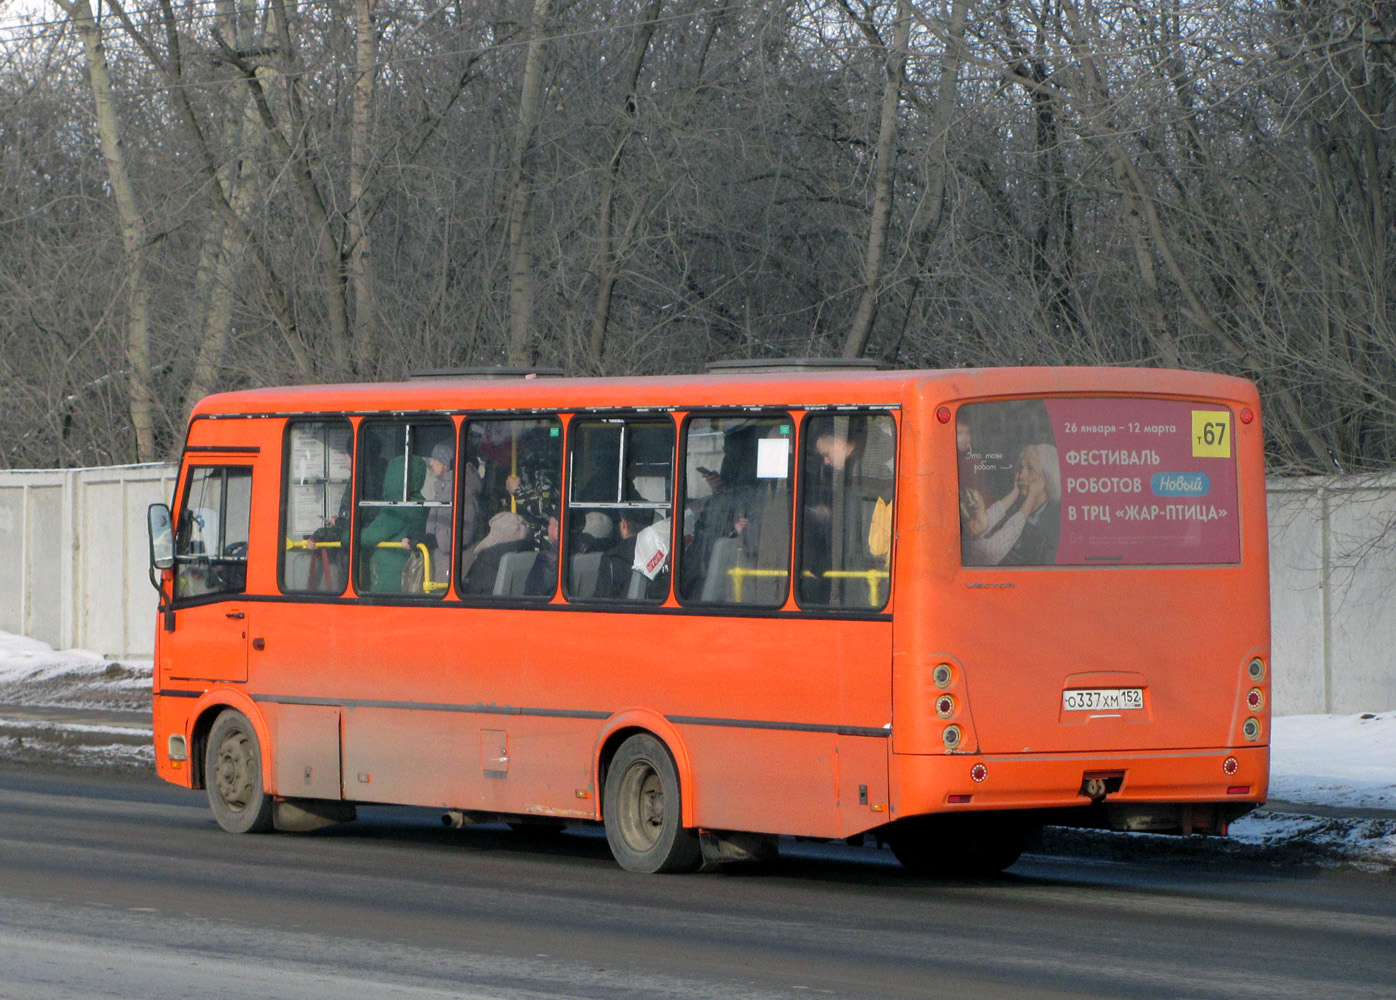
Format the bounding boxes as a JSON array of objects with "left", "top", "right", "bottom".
[{"left": 1062, "top": 688, "right": 1144, "bottom": 712}]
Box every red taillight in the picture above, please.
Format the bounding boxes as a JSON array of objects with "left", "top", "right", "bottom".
[
  {"left": 937, "top": 406, "right": 952, "bottom": 424},
  {"left": 970, "top": 763, "right": 988, "bottom": 783},
  {"left": 936, "top": 694, "right": 956, "bottom": 718},
  {"left": 1240, "top": 408, "right": 1254, "bottom": 425},
  {"left": 1223, "top": 756, "right": 1239, "bottom": 776},
  {"left": 1247, "top": 688, "right": 1264, "bottom": 711}
]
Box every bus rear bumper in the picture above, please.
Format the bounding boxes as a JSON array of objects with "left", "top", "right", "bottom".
[{"left": 890, "top": 745, "right": 1269, "bottom": 835}]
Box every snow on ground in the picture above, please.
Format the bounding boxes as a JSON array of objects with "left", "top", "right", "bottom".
[
  {"left": 1267, "top": 712, "right": 1396, "bottom": 812},
  {"left": 0, "top": 632, "right": 151, "bottom": 712},
  {"left": 0, "top": 631, "right": 1392, "bottom": 867},
  {"left": 1227, "top": 710, "right": 1396, "bottom": 867}
]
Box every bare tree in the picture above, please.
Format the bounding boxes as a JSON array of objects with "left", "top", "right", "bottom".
[
  {"left": 587, "top": 0, "right": 665, "bottom": 373},
  {"left": 53, "top": 0, "right": 160, "bottom": 461},
  {"left": 2, "top": 0, "right": 1393, "bottom": 477},
  {"left": 505, "top": 0, "right": 555, "bottom": 366},
  {"left": 839, "top": 0, "right": 913, "bottom": 359}
]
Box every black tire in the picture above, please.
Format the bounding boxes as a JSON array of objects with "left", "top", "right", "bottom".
[
  {"left": 886, "top": 815, "right": 1028, "bottom": 877},
  {"left": 603, "top": 734, "right": 701, "bottom": 874},
  {"left": 205, "top": 709, "right": 274, "bottom": 834}
]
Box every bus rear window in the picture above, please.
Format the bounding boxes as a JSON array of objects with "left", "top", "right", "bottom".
[{"left": 957, "top": 398, "right": 1240, "bottom": 567}]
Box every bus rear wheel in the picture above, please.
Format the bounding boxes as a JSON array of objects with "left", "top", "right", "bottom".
[
  {"left": 603, "top": 734, "right": 701, "bottom": 874},
  {"left": 205, "top": 709, "right": 274, "bottom": 834},
  {"left": 886, "top": 815, "right": 1028, "bottom": 877}
]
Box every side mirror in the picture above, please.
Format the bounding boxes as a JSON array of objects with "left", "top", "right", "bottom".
[{"left": 148, "top": 503, "right": 175, "bottom": 571}]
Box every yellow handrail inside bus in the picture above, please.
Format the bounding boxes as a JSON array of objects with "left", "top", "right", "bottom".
[
  {"left": 725, "top": 567, "right": 788, "bottom": 602},
  {"left": 798, "top": 568, "right": 890, "bottom": 607},
  {"left": 724, "top": 566, "right": 889, "bottom": 606},
  {"left": 286, "top": 538, "right": 449, "bottom": 593}
]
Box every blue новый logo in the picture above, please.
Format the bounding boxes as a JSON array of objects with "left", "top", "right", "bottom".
[{"left": 1151, "top": 472, "right": 1210, "bottom": 497}]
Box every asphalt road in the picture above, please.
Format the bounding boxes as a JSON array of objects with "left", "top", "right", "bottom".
[{"left": 0, "top": 765, "right": 1393, "bottom": 1000}]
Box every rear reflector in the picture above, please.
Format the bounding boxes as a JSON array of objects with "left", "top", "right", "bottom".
[
  {"left": 1227, "top": 786, "right": 1251, "bottom": 795},
  {"left": 947, "top": 794, "right": 972, "bottom": 804}
]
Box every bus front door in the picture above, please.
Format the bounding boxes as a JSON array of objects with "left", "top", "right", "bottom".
[{"left": 162, "top": 464, "right": 254, "bottom": 685}]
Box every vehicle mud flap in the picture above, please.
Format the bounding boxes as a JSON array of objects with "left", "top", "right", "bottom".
[
  {"left": 273, "top": 797, "right": 357, "bottom": 833},
  {"left": 699, "top": 830, "right": 779, "bottom": 868}
]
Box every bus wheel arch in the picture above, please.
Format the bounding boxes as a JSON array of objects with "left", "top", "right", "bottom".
[
  {"left": 186, "top": 690, "right": 271, "bottom": 790},
  {"left": 594, "top": 712, "right": 696, "bottom": 827},
  {"left": 188, "top": 706, "right": 221, "bottom": 790},
  {"left": 601, "top": 731, "right": 702, "bottom": 874}
]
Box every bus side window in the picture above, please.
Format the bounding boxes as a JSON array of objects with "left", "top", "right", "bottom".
[
  {"left": 457, "top": 416, "right": 562, "bottom": 599},
  {"left": 677, "top": 414, "right": 793, "bottom": 607},
  {"left": 565, "top": 416, "right": 674, "bottom": 602},
  {"left": 282, "top": 419, "right": 353, "bottom": 594},
  {"left": 174, "top": 466, "right": 252, "bottom": 600},
  {"left": 797, "top": 412, "right": 895, "bottom": 611},
  {"left": 355, "top": 418, "right": 453, "bottom": 597}
]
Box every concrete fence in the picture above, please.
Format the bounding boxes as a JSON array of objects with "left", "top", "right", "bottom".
[
  {"left": 0, "top": 463, "right": 1392, "bottom": 714},
  {"left": 1268, "top": 476, "right": 1396, "bottom": 715},
  {"left": 0, "top": 464, "right": 177, "bottom": 662}
]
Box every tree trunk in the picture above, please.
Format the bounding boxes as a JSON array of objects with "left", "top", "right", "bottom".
[
  {"left": 223, "top": 0, "right": 353, "bottom": 376},
  {"left": 505, "top": 0, "right": 555, "bottom": 367},
  {"left": 58, "top": 0, "right": 159, "bottom": 461},
  {"left": 348, "top": 0, "right": 379, "bottom": 373},
  {"left": 889, "top": 0, "right": 970, "bottom": 361},
  {"left": 588, "top": 0, "right": 664, "bottom": 373},
  {"left": 842, "top": 0, "right": 912, "bottom": 360}
]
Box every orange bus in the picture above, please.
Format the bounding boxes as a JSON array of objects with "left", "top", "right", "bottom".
[{"left": 145, "top": 364, "right": 1270, "bottom": 874}]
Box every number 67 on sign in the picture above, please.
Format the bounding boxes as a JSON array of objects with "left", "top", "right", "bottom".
[{"left": 1191, "top": 410, "right": 1231, "bottom": 458}]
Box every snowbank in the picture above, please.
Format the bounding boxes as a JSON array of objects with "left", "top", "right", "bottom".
[
  {"left": 0, "top": 632, "right": 152, "bottom": 712},
  {"left": 1268, "top": 712, "right": 1396, "bottom": 812}
]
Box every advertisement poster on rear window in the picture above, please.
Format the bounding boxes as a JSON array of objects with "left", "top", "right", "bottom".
[{"left": 957, "top": 398, "right": 1240, "bottom": 566}]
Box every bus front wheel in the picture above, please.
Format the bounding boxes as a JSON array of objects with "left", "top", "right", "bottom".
[
  {"left": 205, "top": 709, "right": 274, "bottom": 834},
  {"left": 603, "top": 734, "right": 701, "bottom": 874}
]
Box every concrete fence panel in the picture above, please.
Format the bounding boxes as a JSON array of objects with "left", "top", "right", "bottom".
[
  {"left": 0, "top": 464, "right": 177, "bottom": 659},
  {"left": 1266, "top": 485, "right": 1327, "bottom": 715},
  {"left": 1269, "top": 476, "right": 1396, "bottom": 714}
]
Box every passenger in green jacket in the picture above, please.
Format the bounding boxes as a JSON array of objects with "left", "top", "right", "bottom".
[{"left": 360, "top": 454, "right": 429, "bottom": 593}]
